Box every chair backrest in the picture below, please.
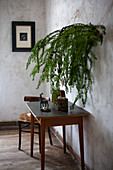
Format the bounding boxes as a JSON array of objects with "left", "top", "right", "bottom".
[{"left": 24, "top": 96, "right": 50, "bottom": 102}]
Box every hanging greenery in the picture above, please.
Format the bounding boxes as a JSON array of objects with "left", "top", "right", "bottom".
[{"left": 26, "top": 23, "right": 106, "bottom": 108}]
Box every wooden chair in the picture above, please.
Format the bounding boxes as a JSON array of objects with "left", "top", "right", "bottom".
[{"left": 18, "top": 96, "right": 53, "bottom": 153}]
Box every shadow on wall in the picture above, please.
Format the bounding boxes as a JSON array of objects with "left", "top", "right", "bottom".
[
  {"left": 94, "top": 25, "right": 113, "bottom": 87},
  {"left": 66, "top": 124, "right": 79, "bottom": 152}
]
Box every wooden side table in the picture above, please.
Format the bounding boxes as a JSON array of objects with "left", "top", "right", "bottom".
[{"left": 27, "top": 101, "right": 90, "bottom": 170}]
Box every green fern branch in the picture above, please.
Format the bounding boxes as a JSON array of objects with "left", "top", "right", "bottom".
[{"left": 26, "top": 23, "right": 106, "bottom": 108}]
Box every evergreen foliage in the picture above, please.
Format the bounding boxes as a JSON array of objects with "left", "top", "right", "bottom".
[{"left": 26, "top": 23, "right": 106, "bottom": 108}]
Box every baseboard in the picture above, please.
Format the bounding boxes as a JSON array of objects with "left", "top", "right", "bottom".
[
  {"left": 0, "top": 121, "right": 18, "bottom": 130},
  {"left": 51, "top": 127, "right": 89, "bottom": 170}
]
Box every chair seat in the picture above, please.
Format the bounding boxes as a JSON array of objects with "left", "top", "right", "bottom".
[
  {"left": 19, "top": 112, "right": 33, "bottom": 122},
  {"left": 19, "top": 112, "right": 39, "bottom": 123}
]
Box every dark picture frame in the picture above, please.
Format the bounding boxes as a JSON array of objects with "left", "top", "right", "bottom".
[{"left": 12, "top": 21, "right": 35, "bottom": 52}]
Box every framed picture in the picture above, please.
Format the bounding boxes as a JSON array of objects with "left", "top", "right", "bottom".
[{"left": 12, "top": 21, "right": 35, "bottom": 52}]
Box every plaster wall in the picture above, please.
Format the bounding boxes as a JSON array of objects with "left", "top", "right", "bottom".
[
  {"left": 0, "top": 0, "right": 113, "bottom": 169},
  {"left": 0, "top": 0, "right": 47, "bottom": 121},
  {"left": 45, "top": 0, "right": 113, "bottom": 170}
]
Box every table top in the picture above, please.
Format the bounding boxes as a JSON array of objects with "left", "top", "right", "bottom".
[{"left": 26, "top": 101, "right": 90, "bottom": 118}]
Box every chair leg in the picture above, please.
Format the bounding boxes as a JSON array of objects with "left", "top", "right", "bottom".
[
  {"left": 18, "top": 122, "right": 21, "bottom": 150},
  {"left": 48, "top": 127, "right": 53, "bottom": 145}
]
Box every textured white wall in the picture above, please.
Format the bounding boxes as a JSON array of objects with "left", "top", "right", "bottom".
[
  {"left": 0, "top": 0, "right": 113, "bottom": 169},
  {"left": 0, "top": 0, "right": 48, "bottom": 121},
  {"left": 45, "top": 0, "right": 113, "bottom": 170}
]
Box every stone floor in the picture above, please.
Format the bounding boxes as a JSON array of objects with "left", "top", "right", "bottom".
[{"left": 0, "top": 128, "right": 81, "bottom": 170}]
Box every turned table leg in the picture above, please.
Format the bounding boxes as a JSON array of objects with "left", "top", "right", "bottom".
[
  {"left": 78, "top": 117, "right": 84, "bottom": 170},
  {"left": 63, "top": 125, "right": 66, "bottom": 153},
  {"left": 41, "top": 119, "right": 45, "bottom": 170}
]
